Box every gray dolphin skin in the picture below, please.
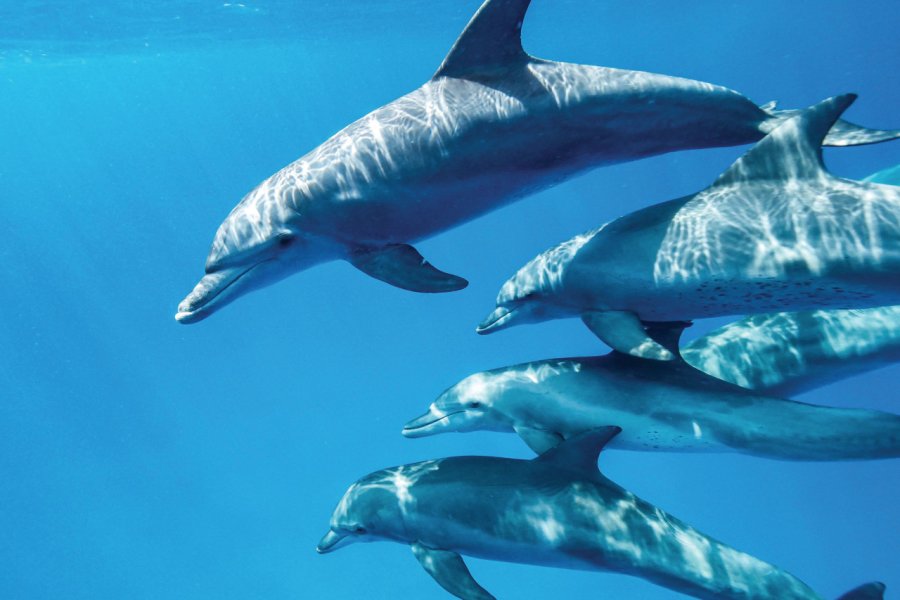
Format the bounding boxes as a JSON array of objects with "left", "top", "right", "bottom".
[
  {"left": 477, "top": 95, "right": 900, "bottom": 359},
  {"left": 682, "top": 307, "right": 900, "bottom": 396},
  {"left": 175, "top": 0, "right": 900, "bottom": 323},
  {"left": 319, "top": 429, "right": 885, "bottom": 600},
  {"left": 402, "top": 337, "right": 900, "bottom": 460}
]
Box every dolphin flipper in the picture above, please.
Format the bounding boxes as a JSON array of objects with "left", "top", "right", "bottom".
[
  {"left": 434, "top": 0, "right": 532, "bottom": 79},
  {"left": 582, "top": 311, "right": 675, "bottom": 361},
  {"left": 837, "top": 582, "right": 886, "bottom": 600},
  {"left": 349, "top": 244, "right": 468, "bottom": 293},
  {"left": 411, "top": 542, "right": 496, "bottom": 600},
  {"left": 514, "top": 424, "right": 564, "bottom": 454}
]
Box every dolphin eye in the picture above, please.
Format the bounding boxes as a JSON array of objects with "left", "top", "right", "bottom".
[
  {"left": 470, "top": 402, "right": 482, "bottom": 409},
  {"left": 277, "top": 234, "right": 295, "bottom": 247},
  {"left": 353, "top": 526, "right": 367, "bottom": 534}
]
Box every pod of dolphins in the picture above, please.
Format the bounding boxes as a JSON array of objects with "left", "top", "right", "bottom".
[{"left": 178, "top": 1, "right": 900, "bottom": 598}]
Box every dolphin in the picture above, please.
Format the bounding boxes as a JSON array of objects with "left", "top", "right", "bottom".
[
  {"left": 682, "top": 306, "right": 900, "bottom": 396},
  {"left": 680, "top": 167, "right": 900, "bottom": 394},
  {"left": 403, "top": 323, "right": 900, "bottom": 460},
  {"left": 318, "top": 428, "right": 886, "bottom": 600},
  {"left": 477, "top": 95, "right": 900, "bottom": 360},
  {"left": 175, "top": 0, "right": 900, "bottom": 323}
]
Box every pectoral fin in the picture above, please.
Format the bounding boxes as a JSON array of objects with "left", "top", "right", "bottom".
[
  {"left": 514, "top": 424, "right": 564, "bottom": 454},
  {"left": 411, "top": 543, "right": 495, "bottom": 600},
  {"left": 349, "top": 244, "right": 468, "bottom": 293},
  {"left": 582, "top": 310, "right": 675, "bottom": 361}
]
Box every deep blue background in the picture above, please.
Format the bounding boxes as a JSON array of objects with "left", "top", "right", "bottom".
[{"left": 1, "top": 1, "right": 898, "bottom": 598}]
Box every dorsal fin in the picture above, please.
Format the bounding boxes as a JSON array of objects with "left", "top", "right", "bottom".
[
  {"left": 712, "top": 94, "right": 857, "bottom": 187},
  {"left": 433, "top": 0, "right": 532, "bottom": 80},
  {"left": 535, "top": 427, "right": 621, "bottom": 473}
]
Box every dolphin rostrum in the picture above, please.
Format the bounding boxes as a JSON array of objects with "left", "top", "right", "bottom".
[
  {"left": 319, "top": 429, "right": 886, "bottom": 600},
  {"left": 176, "top": 0, "right": 899, "bottom": 323},
  {"left": 403, "top": 322, "right": 900, "bottom": 460},
  {"left": 477, "top": 95, "right": 900, "bottom": 359}
]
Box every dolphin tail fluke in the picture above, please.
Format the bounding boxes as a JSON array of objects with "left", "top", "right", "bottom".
[
  {"left": 582, "top": 310, "right": 676, "bottom": 361},
  {"left": 761, "top": 104, "right": 900, "bottom": 147},
  {"left": 349, "top": 244, "right": 468, "bottom": 293},
  {"left": 836, "top": 582, "right": 886, "bottom": 600},
  {"left": 411, "top": 543, "right": 496, "bottom": 600}
]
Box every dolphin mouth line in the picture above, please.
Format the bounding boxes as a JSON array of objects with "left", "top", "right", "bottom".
[
  {"left": 402, "top": 410, "right": 465, "bottom": 436},
  {"left": 476, "top": 306, "right": 516, "bottom": 334},
  {"left": 175, "top": 260, "right": 268, "bottom": 323}
]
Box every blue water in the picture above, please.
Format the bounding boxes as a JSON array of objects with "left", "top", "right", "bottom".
[{"left": 1, "top": 1, "right": 898, "bottom": 598}]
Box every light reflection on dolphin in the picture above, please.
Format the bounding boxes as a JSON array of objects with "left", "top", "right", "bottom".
[
  {"left": 478, "top": 95, "right": 900, "bottom": 359},
  {"left": 176, "top": 0, "right": 900, "bottom": 323},
  {"left": 683, "top": 306, "right": 900, "bottom": 396},
  {"left": 682, "top": 164, "right": 900, "bottom": 393},
  {"left": 320, "top": 429, "right": 886, "bottom": 600}
]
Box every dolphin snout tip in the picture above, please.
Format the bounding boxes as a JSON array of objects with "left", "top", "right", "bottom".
[
  {"left": 316, "top": 530, "right": 346, "bottom": 554},
  {"left": 476, "top": 306, "right": 514, "bottom": 335}
]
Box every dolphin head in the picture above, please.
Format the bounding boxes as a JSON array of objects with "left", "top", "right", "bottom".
[
  {"left": 402, "top": 371, "right": 516, "bottom": 438},
  {"left": 476, "top": 227, "right": 603, "bottom": 335},
  {"left": 176, "top": 183, "right": 339, "bottom": 323},
  {"left": 317, "top": 473, "right": 402, "bottom": 554},
  {"left": 317, "top": 462, "right": 443, "bottom": 554},
  {"left": 402, "top": 358, "right": 582, "bottom": 438}
]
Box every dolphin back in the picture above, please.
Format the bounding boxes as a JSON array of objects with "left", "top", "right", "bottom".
[{"left": 683, "top": 307, "right": 900, "bottom": 396}]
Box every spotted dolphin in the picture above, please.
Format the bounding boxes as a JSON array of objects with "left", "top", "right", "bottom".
[
  {"left": 319, "top": 429, "right": 885, "bottom": 600},
  {"left": 680, "top": 165, "right": 900, "bottom": 393},
  {"left": 175, "top": 0, "right": 900, "bottom": 323},
  {"left": 403, "top": 323, "right": 900, "bottom": 460},
  {"left": 477, "top": 95, "right": 900, "bottom": 359}
]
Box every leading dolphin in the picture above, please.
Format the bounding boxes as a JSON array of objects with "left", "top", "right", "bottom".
[
  {"left": 318, "top": 429, "right": 886, "bottom": 600},
  {"left": 175, "top": 0, "right": 900, "bottom": 323},
  {"left": 477, "top": 95, "right": 900, "bottom": 359},
  {"left": 402, "top": 326, "right": 900, "bottom": 460}
]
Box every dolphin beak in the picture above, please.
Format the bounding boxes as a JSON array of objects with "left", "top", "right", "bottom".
[
  {"left": 316, "top": 530, "right": 349, "bottom": 554},
  {"left": 175, "top": 264, "right": 258, "bottom": 324},
  {"left": 476, "top": 306, "right": 516, "bottom": 334},
  {"left": 402, "top": 409, "right": 464, "bottom": 437},
  {"left": 403, "top": 411, "right": 443, "bottom": 437}
]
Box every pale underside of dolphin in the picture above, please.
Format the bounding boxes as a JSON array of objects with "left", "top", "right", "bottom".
[
  {"left": 175, "top": 0, "right": 900, "bottom": 323},
  {"left": 404, "top": 323, "right": 900, "bottom": 461},
  {"left": 478, "top": 95, "right": 900, "bottom": 360},
  {"left": 319, "top": 429, "right": 885, "bottom": 600}
]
